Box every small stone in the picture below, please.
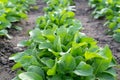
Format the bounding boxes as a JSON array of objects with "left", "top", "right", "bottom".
[{"left": 0, "top": 57, "right": 8, "bottom": 65}]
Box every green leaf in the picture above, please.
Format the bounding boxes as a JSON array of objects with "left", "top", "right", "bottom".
[
  {"left": 19, "top": 72, "right": 43, "bottom": 80},
  {"left": 96, "top": 72, "right": 115, "bottom": 80},
  {"left": 40, "top": 57, "right": 55, "bottom": 68},
  {"left": 27, "top": 66, "right": 45, "bottom": 79},
  {"left": 29, "top": 28, "right": 45, "bottom": 42},
  {"left": 6, "top": 16, "right": 20, "bottom": 22},
  {"left": 73, "top": 61, "right": 93, "bottom": 76},
  {"left": 0, "top": 29, "right": 12, "bottom": 39},
  {"left": 12, "top": 76, "right": 21, "bottom": 80},
  {"left": 104, "top": 68, "right": 117, "bottom": 77},
  {"left": 53, "top": 36, "right": 62, "bottom": 52},
  {"left": 14, "top": 26, "right": 23, "bottom": 31},
  {"left": 113, "top": 32, "right": 120, "bottom": 42},
  {"left": 0, "top": 29, "right": 8, "bottom": 36},
  {"left": 58, "top": 53, "right": 76, "bottom": 72},
  {"left": 0, "top": 15, "right": 11, "bottom": 29},
  {"left": 93, "top": 45, "right": 113, "bottom": 74},
  {"left": 39, "top": 42, "right": 52, "bottom": 49},
  {"left": 85, "top": 51, "right": 104, "bottom": 60},
  {"left": 48, "top": 49, "right": 59, "bottom": 57},
  {"left": 71, "top": 42, "right": 87, "bottom": 56},
  {"left": 47, "top": 60, "right": 57, "bottom": 76},
  {"left": 12, "top": 62, "right": 22, "bottom": 70},
  {"left": 47, "top": 75, "right": 62, "bottom": 80},
  {"left": 19, "top": 55, "right": 40, "bottom": 70},
  {"left": 17, "top": 40, "right": 31, "bottom": 47},
  {"left": 43, "top": 29, "right": 55, "bottom": 42}
]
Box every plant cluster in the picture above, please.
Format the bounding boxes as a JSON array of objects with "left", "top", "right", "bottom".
[
  {"left": 10, "top": 0, "right": 117, "bottom": 80},
  {"left": 89, "top": 0, "right": 120, "bottom": 42},
  {"left": 0, "top": 0, "right": 36, "bottom": 38}
]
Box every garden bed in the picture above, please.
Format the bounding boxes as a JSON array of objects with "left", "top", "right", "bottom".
[{"left": 0, "top": 0, "right": 120, "bottom": 80}]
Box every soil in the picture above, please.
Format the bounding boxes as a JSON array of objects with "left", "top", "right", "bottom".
[{"left": 0, "top": 0, "right": 120, "bottom": 80}]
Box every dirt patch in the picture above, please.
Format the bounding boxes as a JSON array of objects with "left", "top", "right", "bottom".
[
  {"left": 0, "top": 0, "right": 45, "bottom": 80},
  {"left": 75, "top": 0, "right": 120, "bottom": 79}
]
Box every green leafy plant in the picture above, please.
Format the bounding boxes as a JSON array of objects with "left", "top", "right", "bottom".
[
  {"left": 10, "top": 0, "right": 117, "bottom": 80},
  {"left": 89, "top": 0, "right": 120, "bottom": 42},
  {"left": 0, "top": 0, "right": 36, "bottom": 38},
  {"left": 44, "top": 0, "right": 75, "bottom": 12}
]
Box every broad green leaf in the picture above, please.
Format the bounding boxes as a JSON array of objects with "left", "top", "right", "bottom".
[
  {"left": 6, "top": 16, "right": 20, "bottom": 22},
  {"left": 0, "top": 15, "right": 11, "bottom": 29},
  {"left": 0, "top": 29, "right": 8, "bottom": 36},
  {"left": 17, "top": 40, "right": 32, "bottom": 47},
  {"left": 58, "top": 53, "right": 76, "bottom": 72},
  {"left": 12, "top": 62, "right": 22, "bottom": 70},
  {"left": 40, "top": 57, "right": 55, "bottom": 68},
  {"left": 27, "top": 66, "right": 45, "bottom": 79},
  {"left": 57, "top": 26, "right": 67, "bottom": 40},
  {"left": 84, "top": 75, "right": 95, "bottom": 80},
  {"left": 85, "top": 51, "right": 104, "bottom": 60},
  {"left": 9, "top": 52, "right": 24, "bottom": 62},
  {"left": 103, "top": 68, "right": 117, "bottom": 77},
  {"left": 93, "top": 45, "right": 113, "bottom": 74},
  {"left": 96, "top": 72, "right": 115, "bottom": 80},
  {"left": 0, "top": 0, "right": 8, "bottom": 3},
  {"left": 108, "top": 22, "right": 116, "bottom": 29},
  {"left": 17, "top": 40, "right": 31, "bottom": 47},
  {"left": 71, "top": 42, "right": 87, "bottom": 56},
  {"left": 47, "top": 75, "right": 62, "bottom": 80},
  {"left": 19, "top": 72, "right": 43, "bottom": 80},
  {"left": 42, "top": 29, "right": 55, "bottom": 41},
  {"left": 80, "top": 37, "right": 97, "bottom": 46},
  {"left": 19, "top": 55, "right": 40, "bottom": 70},
  {"left": 113, "top": 32, "right": 120, "bottom": 42},
  {"left": 73, "top": 61, "right": 93, "bottom": 76},
  {"left": 53, "top": 36, "right": 62, "bottom": 52},
  {"left": 107, "top": 0, "right": 113, "bottom": 4},
  {"left": 29, "top": 28, "right": 45, "bottom": 42},
  {"left": 12, "top": 76, "right": 21, "bottom": 80},
  {"left": 39, "top": 42, "right": 52, "bottom": 49},
  {"left": 48, "top": 49, "right": 60, "bottom": 57},
  {"left": 9, "top": 49, "right": 33, "bottom": 62},
  {"left": 47, "top": 60, "right": 57, "bottom": 76}
]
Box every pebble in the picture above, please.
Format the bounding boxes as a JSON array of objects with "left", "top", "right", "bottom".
[
  {"left": 117, "top": 48, "right": 120, "bottom": 52},
  {"left": 0, "top": 57, "right": 8, "bottom": 65}
]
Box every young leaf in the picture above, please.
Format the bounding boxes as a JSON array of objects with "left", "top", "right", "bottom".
[{"left": 19, "top": 72, "right": 43, "bottom": 80}]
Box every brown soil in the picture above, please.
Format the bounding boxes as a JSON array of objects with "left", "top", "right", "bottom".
[{"left": 0, "top": 0, "right": 120, "bottom": 80}]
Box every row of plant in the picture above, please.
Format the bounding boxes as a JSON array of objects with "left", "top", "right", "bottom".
[
  {"left": 10, "top": 0, "right": 117, "bottom": 80},
  {"left": 0, "top": 0, "right": 36, "bottom": 38},
  {"left": 89, "top": 0, "right": 120, "bottom": 42}
]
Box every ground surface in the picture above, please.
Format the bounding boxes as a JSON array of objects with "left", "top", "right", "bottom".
[{"left": 0, "top": 0, "right": 120, "bottom": 80}]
